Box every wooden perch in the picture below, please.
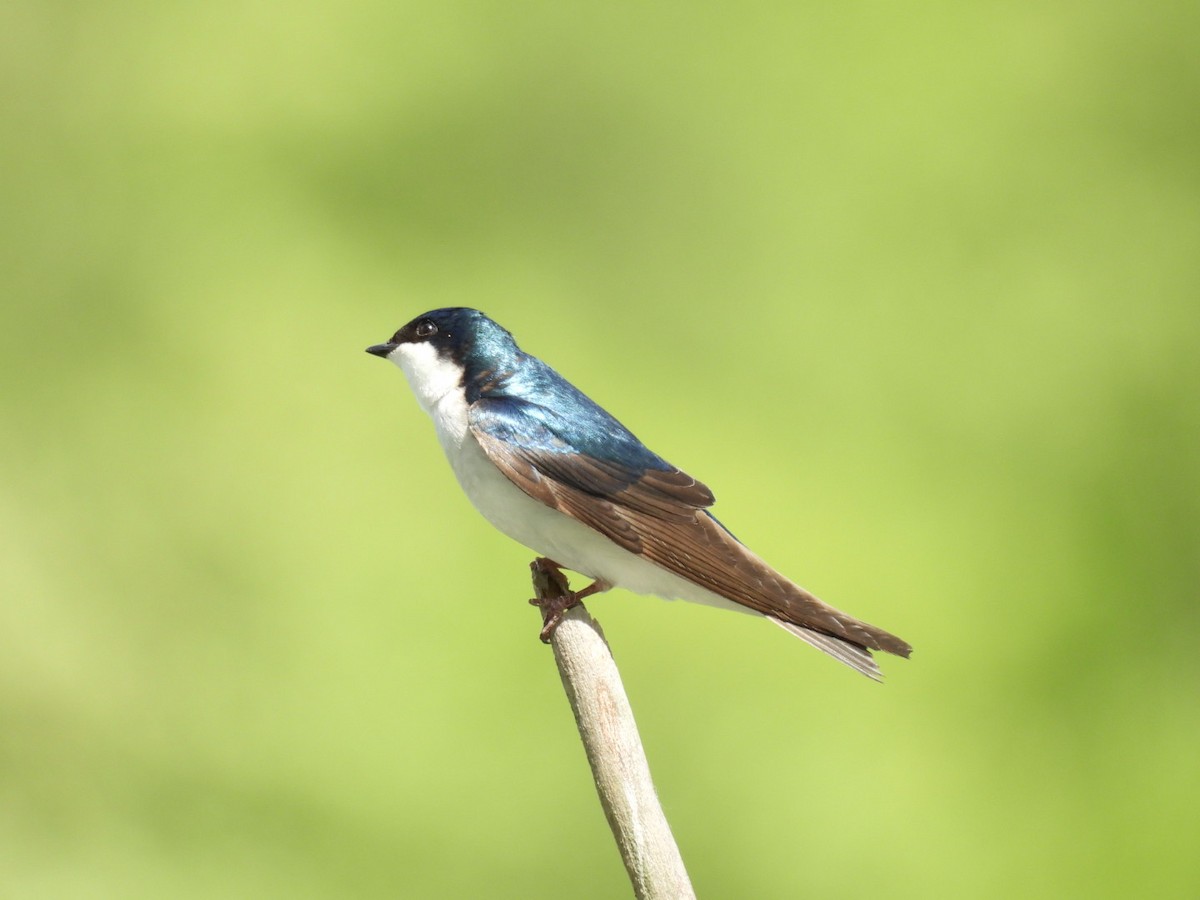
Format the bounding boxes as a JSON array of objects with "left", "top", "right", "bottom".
[{"left": 530, "top": 558, "right": 696, "bottom": 900}]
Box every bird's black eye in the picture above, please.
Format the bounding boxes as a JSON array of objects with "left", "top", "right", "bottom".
[{"left": 415, "top": 320, "right": 438, "bottom": 338}]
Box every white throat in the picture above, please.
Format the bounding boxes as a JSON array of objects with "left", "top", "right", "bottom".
[
  {"left": 391, "top": 342, "right": 462, "bottom": 415},
  {"left": 389, "top": 341, "right": 471, "bottom": 457}
]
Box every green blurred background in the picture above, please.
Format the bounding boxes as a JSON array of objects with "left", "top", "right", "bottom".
[{"left": 3, "top": 1, "right": 1198, "bottom": 897}]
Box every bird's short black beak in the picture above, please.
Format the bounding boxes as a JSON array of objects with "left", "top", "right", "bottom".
[{"left": 366, "top": 343, "right": 396, "bottom": 358}]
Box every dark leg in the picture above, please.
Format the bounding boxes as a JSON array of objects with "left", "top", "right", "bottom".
[{"left": 529, "top": 558, "right": 611, "bottom": 643}]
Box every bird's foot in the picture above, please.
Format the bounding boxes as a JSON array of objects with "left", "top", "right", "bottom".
[
  {"left": 530, "top": 594, "right": 578, "bottom": 642},
  {"left": 528, "top": 558, "right": 609, "bottom": 643}
]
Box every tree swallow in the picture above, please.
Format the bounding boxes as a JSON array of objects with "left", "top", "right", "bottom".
[{"left": 367, "top": 308, "right": 911, "bottom": 680}]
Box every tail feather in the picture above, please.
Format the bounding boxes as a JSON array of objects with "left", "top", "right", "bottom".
[{"left": 770, "top": 617, "right": 891, "bottom": 682}]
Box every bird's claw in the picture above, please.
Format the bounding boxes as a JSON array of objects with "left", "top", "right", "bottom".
[
  {"left": 529, "top": 559, "right": 612, "bottom": 642},
  {"left": 529, "top": 592, "right": 581, "bottom": 642},
  {"left": 529, "top": 557, "right": 578, "bottom": 642}
]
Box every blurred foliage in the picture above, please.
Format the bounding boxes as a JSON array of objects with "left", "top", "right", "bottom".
[{"left": 2, "top": 1, "right": 1198, "bottom": 897}]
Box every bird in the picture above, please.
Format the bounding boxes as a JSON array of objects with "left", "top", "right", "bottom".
[{"left": 366, "top": 308, "right": 911, "bottom": 680}]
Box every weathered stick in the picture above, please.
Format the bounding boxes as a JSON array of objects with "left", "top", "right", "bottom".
[{"left": 530, "top": 559, "right": 696, "bottom": 900}]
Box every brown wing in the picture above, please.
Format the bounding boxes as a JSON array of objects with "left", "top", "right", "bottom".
[{"left": 470, "top": 425, "right": 912, "bottom": 664}]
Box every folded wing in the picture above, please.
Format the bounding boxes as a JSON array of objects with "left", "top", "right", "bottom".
[{"left": 469, "top": 397, "right": 911, "bottom": 678}]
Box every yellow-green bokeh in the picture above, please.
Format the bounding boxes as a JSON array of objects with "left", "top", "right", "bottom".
[{"left": 3, "top": 2, "right": 1198, "bottom": 897}]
